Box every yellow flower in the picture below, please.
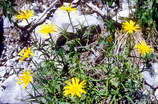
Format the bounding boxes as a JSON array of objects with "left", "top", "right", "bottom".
[
  {"left": 122, "top": 20, "right": 140, "bottom": 34},
  {"left": 17, "top": 70, "right": 33, "bottom": 88},
  {"left": 107, "top": 36, "right": 113, "bottom": 43},
  {"left": 63, "top": 78, "right": 86, "bottom": 97},
  {"left": 37, "top": 23, "right": 58, "bottom": 35},
  {"left": 18, "top": 47, "right": 34, "bottom": 61},
  {"left": 60, "top": 5, "right": 77, "bottom": 12},
  {"left": 134, "top": 41, "right": 154, "bottom": 55},
  {"left": 16, "top": 10, "right": 34, "bottom": 20}
]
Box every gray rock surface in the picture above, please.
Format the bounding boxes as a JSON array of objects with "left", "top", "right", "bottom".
[{"left": 0, "top": 75, "right": 31, "bottom": 104}]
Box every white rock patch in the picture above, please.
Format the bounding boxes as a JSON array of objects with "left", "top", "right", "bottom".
[
  {"left": 0, "top": 75, "right": 32, "bottom": 103},
  {"left": 142, "top": 63, "right": 158, "bottom": 88},
  {"left": 52, "top": 6, "right": 103, "bottom": 32}
]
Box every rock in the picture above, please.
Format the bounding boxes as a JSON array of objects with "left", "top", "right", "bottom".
[
  {"left": 0, "top": 67, "right": 6, "bottom": 80},
  {"left": 52, "top": 3, "right": 103, "bottom": 33},
  {"left": 143, "top": 71, "right": 155, "bottom": 87},
  {"left": 153, "top": 63, "right": 158, "bottom": 74},
  {"left": 112, "top": 0, "right": 135, "bottom": 23},
  {"left": 34, "top": 3, "right": 104, "bottom": 43},
  {"left": 3, "top": 17, "right": 13, "bottom": 28},
  {"left": 0, "top": 75, "right": 32, "bottom": 104},
  {"left": 142, "top": 63, "right": 158, "bottom": 88},
  {"left": 155, "top": 89, "right": 158, "bottom": 100}
]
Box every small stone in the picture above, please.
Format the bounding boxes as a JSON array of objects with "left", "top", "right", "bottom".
[
  {"left": 142, "top": 71, "right": 154, "bottom": 87},
  {"left": 153, "top": 63, "right": 158, "bottom": 74},
  {"left": 155, "top": 89, "right": 158, "bottom": 100}
]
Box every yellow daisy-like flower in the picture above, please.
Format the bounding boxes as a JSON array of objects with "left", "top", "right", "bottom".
[
  {"left": 60, "top": 5, "right": 77, "bottom": 12},
  {"left": 16, "top": 10, "right": 34, "bottom": 20},
  {"left": 107, "top": 36, "right": 113, "bottom": 43},
  {"left": 63, "top": 78, "right": 86, "bottom": 97},
  {"left": 17, "top": 70, "right": 33, "bottom": 88},
  {"left": 37, "top": 23, "right": 58, "bottom": 35},
  {"left": 134, "top": 41, "right": 154, "bottom": 55},
  {"left": 122, "top": 20, "right": 140, "bottom": 34},
  {"left": 18, "top": 47, "right": 34, "bottom": 61}
]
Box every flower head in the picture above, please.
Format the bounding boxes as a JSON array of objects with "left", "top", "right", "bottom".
[
  {"left": 107, "top": 36, "right": 113, "bottom": 43},
  {"left": 16, "top": 10, "right": 34, "bottom": 20},
  {"left": 17, "top": 70, "right": 33, "bottom": 88},
  {"left": 122, "top": 20, "right": 140, "bottom": 34},
  {"left": 37, "top": 23, "right": 58, "bottom": 35},
  {"left": 134, "top": 41, "right": 154, "bottom": 55},
  {"left": 60, "top": 5, "right": 77, "bottom": 12},
  {"left": 18, "top": 47, "right": 34, "bottom": 61},
  {"left": 63, "top": 78, "right": 86, "bottom": 97}
]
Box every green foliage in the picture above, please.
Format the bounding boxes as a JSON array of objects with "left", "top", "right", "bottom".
[
  {"left": 135, "top": 0, "right": 158, "bottom": 29},
  {"left": 0, "top": 0, "right": 16, "bottom": 20},
  {"left": 30, "top": 30, "right": 143, "bottom": 103},
  {"left": 0, "top": 0, "right": 156, "bottom": 103},
  {"left": 106, "top": 19, "right": 116, "bottom": 34},
  {"left": 101, "top": 55, "right": 143, "bottom": 103}
]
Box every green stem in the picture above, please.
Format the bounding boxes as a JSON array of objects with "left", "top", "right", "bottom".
[
  {"left": 49, "top": 33, "right": 56, "bottom": 50},
  {"left": 67, "top": 12, "right": 75, "bottom": 32},
  {"left": 128, "top": 34, "right": 133, "bottom": 55},
  {"left": 49, "top": 33, "right": 54, "bottom": 44},
  {"left": 25, "top": 19, "right": 29, "bottom": 24},
  {"left": 30, "top": 82, "right": 42, "bottom": 96}
]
